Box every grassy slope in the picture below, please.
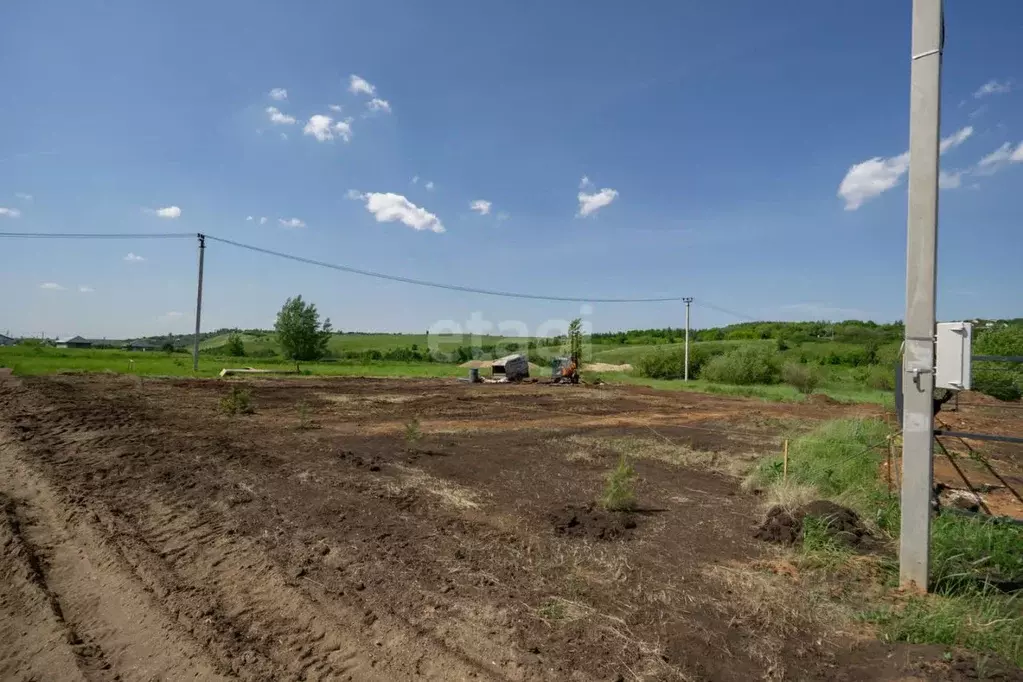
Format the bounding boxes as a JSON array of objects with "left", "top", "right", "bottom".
[
  {"left": 201, "top": 332, "right": 537, "bottom": 354},
  {"left": 0, "top": 347, "right": 465, "bottom": 379},
  {"left": 748, "top": 418, "right": 1023, "bottom": 668}
]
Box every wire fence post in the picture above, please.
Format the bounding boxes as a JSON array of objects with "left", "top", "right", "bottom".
[
  {"left": 192, "top": 233, "right": 206, "bottom": 373},
  {"left": 782, "top": 439, "right": 789, "bottom": 482}
]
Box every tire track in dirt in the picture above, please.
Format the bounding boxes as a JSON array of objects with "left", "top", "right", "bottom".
[
  {"left": 0, "top": 494, "right": 95, "bottom": 682},
  {"left": 0, "top": 436, "right": 232, "bottom": 682},
  {"left": 1, "top": 379, "right": 505, "bottom": 681}
]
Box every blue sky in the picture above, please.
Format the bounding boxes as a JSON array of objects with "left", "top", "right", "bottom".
[{"left": 1, "top": 0, "right": 1021, "bottom": 339}]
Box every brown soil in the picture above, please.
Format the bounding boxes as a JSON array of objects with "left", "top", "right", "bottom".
[
  {"left": 549, "top": 503, "right": 637, "bottom": 541},
  {"left": 0, "top": 375, "right": 1016, "bottom": 680},
  {"left": 754, "top": 501, "right": 870, "bottom": 548}
]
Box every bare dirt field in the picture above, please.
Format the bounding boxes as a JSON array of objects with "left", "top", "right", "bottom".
[{"left": 1, "top": 375, "right": 1020, "bottom": 681}]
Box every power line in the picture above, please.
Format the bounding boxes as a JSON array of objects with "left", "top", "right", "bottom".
[
  {"left": 693, "top": 301, "right": 760, "bottom": 322},
  {"left": 0, "top": 230, "right": 755, "bottom": 311},
  {"left": 0, "top": 231, "right": 195, "bottom": 239},
  {"left": 204, "top": 234, "right": 684, "bottom": 303}
]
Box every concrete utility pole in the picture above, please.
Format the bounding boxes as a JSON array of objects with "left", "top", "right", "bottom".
[
  {"left": 683, "top": 297, "right": 694, "bottom": 381},
  {"left": 192, "top": 233, "right": 206, "bottom": 373},
  {"left": 900, "top": 0, "right": 943, "bottom": 591}
]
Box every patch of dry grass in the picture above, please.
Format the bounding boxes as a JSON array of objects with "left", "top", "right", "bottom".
[
  {"left": 566, "top": 434, "right": 758, "bottom": 478},
  {"left": 745, "top": 478, "right": 821, "bottom": 512},
  {"left": 387, "top": 465, "right": 482, "bottom": 510},
  {"left": 703, "top": 559, "right": 858, "bottom": 676}
]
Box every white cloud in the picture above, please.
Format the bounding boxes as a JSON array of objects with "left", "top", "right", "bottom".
[
  {"left": 938, "top": 171, "right": 963, "bottom": 189},
  {"left": 577, "top": 187, "right": 619, "bottom": 217},
  {"left": 280, "top": 132, "right": 288, "bottom": 140},
  {"left": 974, "top": 80, "right": 1012, "bottom": 98},
  {"left": 975, "top": 141, "right": 1023, "bottom": 173},
  {"left": 333, "top": 118, "right": 353, "bottom": 142},
  {"left": 469, "top": 199, "right": 492, "bottom": 215},
  {"left": 278, "top": 217, "right": 306, "bottom": 228},
  {"left": 303, "top": 114, "right": 333, "bottom": 141},
  {"left": 0, "top": 207, "right": 21, "bottom": 218},
  {"left": 78, "top": 285, "right": 94, "bottom": 293},
  {"left": 838, "top": 126, "right": 974, "bottom": 210},
  {"left": 579, "top": 175, "right": 592, "bottom": 189},
  {"left": 124, "top": 252, "right": 145, "bottom": 262},
  {"left": 496, "top": 212, "right": 510, "bottom": 221},
  {"left": 345, "top": 189, "right": 363, "bottom": 200},
  {"left": 837, "top": 152, "right": 910, "bottom": 210},
  {"left": 348, "top": 74, "right": 376, "bottom": 96},
  {"left": 145, "top": 205, "right": 181, "bottom": 219},
  {"left": 266, "top": 106, "right": 296, "bottom": 125},
  {"left": 259, "top": 216, "right": 268, "bottom": 225},
  {"left": 245, "top": 215, "right": 253, "bottom": 221},
  {"left": 425, "top": 181, "right": 435, "bottom": 191},
  {"left": 351, "top": 191, "right": 445, "bottom": 233},
  {"left": 269, "top": 87, "right": 288, "bottom": 101},
  {"left": 328, "top": 104, "right": 343, "bottom": 113},
  {"left": 303, "top": 114, "right": 353, "bottom": 143},
  {"left": 939, "top": 126, "right": 973, "bottom": 153},
  {"left": 40, "top": 282, "right": 64, "bottom": 290},
  {"left": 15, "top": 192, "right": 32, "bottom": 201},
  {"left": 367, "top": 98, "right": 391, "bottom": 114},
  {"left": 411, "top": 175, "right": 419, "bottom": 184}
]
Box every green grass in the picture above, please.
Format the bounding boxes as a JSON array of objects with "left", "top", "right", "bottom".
[
  {"left": 201, "top": 331, "right": 540, "bottom": 355},
  {"left": 0, "top": 346, "right": 467, "bottom": 379},
  {"left": 748, "top": 416, "right": 1023, "bottom": 667},
  {"left": 868, "top": 590, "right": 1023, "bottom": 668},
  {"left": 588, "top": 372, "right": 893, "bottom": 405}
]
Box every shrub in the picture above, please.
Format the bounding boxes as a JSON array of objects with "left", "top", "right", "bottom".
[
  {"left": 225, "top": 333, "right": 245, "bottom": 357},
  {"left": 864, "top": 364, "right": 897, "bottom": 391},
  {"left": 972, "top": 368, "right": 1022, "bottom": 402},
  {"left": 600, "top": 454, "right": 637, "bottom": 511},
  {"left": 701, "top": 346, "right": 780, "bottom": 385},
  {"left": 636, "top": 345, "right": 710, "bottom": 380},
  {"left": 219, "top": 386, "right": 254, "bottom": 415},
  {"left": 782, "top": 362, "right": 820, "bottom": 394}
]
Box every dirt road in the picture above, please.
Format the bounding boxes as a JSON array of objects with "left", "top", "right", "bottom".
[{"left": 1, "top": 376, "right": 1017, "bottom": 680}]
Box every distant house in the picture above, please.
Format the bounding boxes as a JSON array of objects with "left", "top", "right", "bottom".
[
  {"left": 0, "top": 333, "right": 15, "bottom": 346},
  {"left": 56, "top": 336, "right": 92, "bottom": 349},
  {"left": 123, "top": 340, "right": 157, "bottom": 352}
]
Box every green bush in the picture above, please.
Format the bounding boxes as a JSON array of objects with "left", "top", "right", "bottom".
[
  {"left": 225, "top": 333, "right": 245, "bottom": 357},
  {"left": 781, "top": 362, "right": 820, "bottom": 394},
  {"left": 865, "top": 364, "right": 896, "bottom": 391},
  {"left": 700, "top": 346, "right": 780, "bottom": 385},
  {"left": 635, "top": 346, "right": 710, "bottom": 379},
  {"left": 972, "top": 368, "right": 1022, "bottom": 402}
]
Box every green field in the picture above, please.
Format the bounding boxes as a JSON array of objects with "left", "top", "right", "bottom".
[
  {"left": 0, "top": 346, "right": 466, "bottom": 380},
  {"left": 6, "top": 320, "right": 1017, "bottom": 406},
  {"left": 0, "top": 344, "right": 891, "bottom": 406}
]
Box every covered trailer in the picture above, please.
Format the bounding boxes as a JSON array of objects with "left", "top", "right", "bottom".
[{"left": 491, "top": 354, "right": 529, "bottom": 382}]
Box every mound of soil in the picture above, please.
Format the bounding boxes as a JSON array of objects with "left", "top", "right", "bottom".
[
  {"left": 754, "top": 500, "right": 868, "bottom": 547},
  {"left": 550, "top": 503, "right": 637, "bottom": 541},
  {"left": 807, "top": 393, "right": 840, "bottom": 406}
]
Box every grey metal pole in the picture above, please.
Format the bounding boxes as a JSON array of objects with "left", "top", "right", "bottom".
[
  {"left": 192, "top": 233, "right": 206, "bottom": 373},
  {"left": 900, "top": 0, "right": 943, "bottom": 592},
  {"left": 683, "top": 297, "right": 693, "bottom": 381}
]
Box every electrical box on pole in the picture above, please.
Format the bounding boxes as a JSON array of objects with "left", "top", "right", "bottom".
[{"left": 935, "top": 321, "right": 972, "bottom": 390}]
